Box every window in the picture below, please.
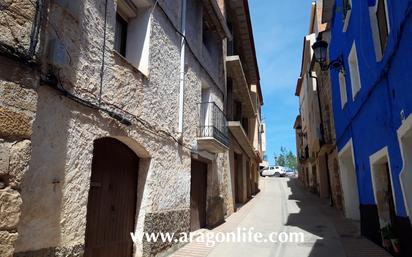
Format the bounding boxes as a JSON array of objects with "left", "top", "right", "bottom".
[
  {"left": 202, "top": 9, "right": 213, "bottom": 50},
  {"left": 226, "top": 21, "right": 238, "bottom": 56},
  {"left": 115, "top": 13, "right": 128, "bottom": 56},
  {"left": 369, "top": 0, "right": 390, "bottom": 61},
  {"left": 339, "top": 72, "right": 347, "bottom": 108},
  {"left": 377, "top": 0, "right": 389, "bottom": 54},
  {"left": 114, "top": 0, "right": 152, "bottom": 76},
  {"left": 242, "top": 117, "right": 249, "bottom": 133},
  {"left": 348, "top": 42, "right": 361, "bottom": 100},
  {"left": 343, "top": 0, "right": 352, "bottom": 19},
  {"left": 342, "top": 0, "right": 352, "bottom": 32},
  {"left": 202, "top": 7, "right": 220, "bottom": 62}
]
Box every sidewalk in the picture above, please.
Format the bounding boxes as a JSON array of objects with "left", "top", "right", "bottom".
[
  {"left": 169, "top": 190, "right": 261, "bottom": 257},
  {"left": 315, "top": 195, "right": 391, "bottom": 257},
  {"left": 168, "top": 178, "right": 392, "bottom": 257}
]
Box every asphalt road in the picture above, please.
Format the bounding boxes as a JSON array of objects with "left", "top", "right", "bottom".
[
  {"left": 207, "top": 177, "right": 346, "bottom": 257},
  {"left": 171, "top": 177, "right": 391, "bottom": 257}
]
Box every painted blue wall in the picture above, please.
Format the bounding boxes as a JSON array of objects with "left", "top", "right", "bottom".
[{"left": 329, "top": 0, "right": 412, "bottom": 217}]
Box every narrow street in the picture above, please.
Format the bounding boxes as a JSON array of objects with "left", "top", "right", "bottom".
[
  {"left": 2, "top": 0, "right": 412, "bottom": 256},
  {"left": 171, "top": 178, "right": 391, "bottom": 257}
]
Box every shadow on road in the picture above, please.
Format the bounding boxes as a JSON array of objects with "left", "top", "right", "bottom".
[{"left": 285, "top": 178, "right": 346, "bottom": 257}]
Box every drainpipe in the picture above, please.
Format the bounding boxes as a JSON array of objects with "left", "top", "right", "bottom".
[{"left": 178, "top": 0, "right": 187, "bottom": 137}]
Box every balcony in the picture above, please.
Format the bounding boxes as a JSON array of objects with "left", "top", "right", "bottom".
[
  {"left": 226, "top": 55, "right": 255, "bottom": 117},
  {"left": 228, "top": 121, "right": 256, "bottom": 159},
  {"left": 197, "top": 102, "right": 230, "bottom": 153},
  {"left": 201, "top": 0, "right": 232, "bottom": 40}
]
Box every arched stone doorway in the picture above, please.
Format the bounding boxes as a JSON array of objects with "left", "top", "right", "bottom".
[{"left": 84, "top": 137, "right": 139, "bottom": 257}]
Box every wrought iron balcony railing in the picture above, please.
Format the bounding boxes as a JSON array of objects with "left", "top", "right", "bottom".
[{"left": 198, "top": 102, "right": 230, "bottom": 147}]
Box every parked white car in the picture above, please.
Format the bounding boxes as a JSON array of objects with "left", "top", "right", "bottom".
[{"left": 260, "top": 166, "right": 287, "bottom": 177}]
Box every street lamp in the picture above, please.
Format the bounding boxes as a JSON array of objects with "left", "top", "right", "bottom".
[
  {"left": 312, "top": 40, "right": 328, "bottom": 63},
  {"left": 312, "top": 39, "right": 345, "bottom": 74}
]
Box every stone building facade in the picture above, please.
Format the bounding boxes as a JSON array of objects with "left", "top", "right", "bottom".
[
  {"left": 0, "top": 0, "right": 263, "bottom": 256},
  {"left": 295, "top": 32, "right": 319, "bottom": 193},
  {"left": 312, "top": 42, "right": 343, "bottom": 210},
  {"left": 294, "top": 1, "right": 343, "bottom": 210},
  {"left": 225, "top": 0, "right": 263, "bottom": 209},
  {"left": 0, "top": 0, "right": 42, "bottom": 255}
]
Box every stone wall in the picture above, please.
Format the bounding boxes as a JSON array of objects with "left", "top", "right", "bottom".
[
  {"left": 0, "top": 0, "right": 37, "bottom": 54},
  {"left": 315, "top": 55, "right": 343, "bottom": 210},
  {"left": 0, "top": 1, "right": 40, "bottom": 256},
  {"left": 0, "top": 70, "right": 38, "bottom": 257},
  {"left": 219, "top": 152, "right": 234, "bottom": 217},
  {"left": 316, "top": 66, "right": 336, "bottom": 145},
  {"left": 0, "top": 1, "right": 233, "bottom": 257},
  {"left": 0, "top": 81, "right": 37, "bottom": 257},
  {"left": 328, "top": 149, "right": 344, "bottom": 210}
]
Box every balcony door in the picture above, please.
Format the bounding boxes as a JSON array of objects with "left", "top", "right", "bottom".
[{"left": 234, "top": 101, "right": 242, "bottom": 121}]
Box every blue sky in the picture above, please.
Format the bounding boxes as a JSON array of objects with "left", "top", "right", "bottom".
[{"left": 249, "top": 0, "right": 313, "bottom": 164}]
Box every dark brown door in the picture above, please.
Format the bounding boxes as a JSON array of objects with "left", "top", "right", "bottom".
[
  {"left": 246, "top": 160, "right": 251, "bottom": 199},
  {"left": 385, "top": 163, "right": 397, "bottom": 227},
  {"left": 234, "top": 153, "right": 241, "bottom": 205},
  {"left": 233, "top": 153, "right": 243, "bottom": 205},
  {"left": 85, "top": 138, "right": 139, "bottom": 257},
  {"left": 190, "top": 159, "right": 207, "bottom": 231}
]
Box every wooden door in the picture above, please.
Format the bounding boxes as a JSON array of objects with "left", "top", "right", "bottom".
[
  {"left": 190, "top": 159, "right": 207, "bottom": 231},
  {"left": 385, "top": 163, "right": 397, "bottom": 227},
  {"left": 234, "top": 154, "right": 240, "bottom": 204},
  {"left": 246, "top": 160, "right": 251, "bottom": 199},
  {"left": 84, "top": 138, "right": 139, "bottom": 257}
]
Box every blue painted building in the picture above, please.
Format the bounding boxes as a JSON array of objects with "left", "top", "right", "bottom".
[{"left": 321, "top": 0, "right": 412, "bottom": 255}]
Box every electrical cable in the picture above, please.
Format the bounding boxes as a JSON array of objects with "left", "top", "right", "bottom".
[
  {"left": 46, "top": 70, "right": 196, "bottom": 152},
  {"left": 24, "top": 0, "right": 225, "bottom": 99},
  {"left": 5, "top": 0, "right": 234, "bottom": 153}
]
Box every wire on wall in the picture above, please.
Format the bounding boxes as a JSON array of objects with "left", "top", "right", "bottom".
[
  {"left": 5, "top": 0, "right": 232, "bottom": 153},
  {"left": 41, "top": 70, "right": 195, "bottom": 152}
]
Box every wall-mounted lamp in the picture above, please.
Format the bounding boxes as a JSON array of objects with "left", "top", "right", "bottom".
[{"left": 312, "top": 39, "right": 345, "bottom": 74}]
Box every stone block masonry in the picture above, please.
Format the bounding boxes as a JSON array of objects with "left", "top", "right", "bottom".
[
  {"left": 0, "top": 78, "right": 38, "bottom": 257},
  {"left": 0, "top": 0, "right": 241, "bottom": 256},
  {"left": 0, "top": 0, "right": 37, "bottom": 52},
  {"left": 0, "top": 1, "right": 40, "bottom": 255}
]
